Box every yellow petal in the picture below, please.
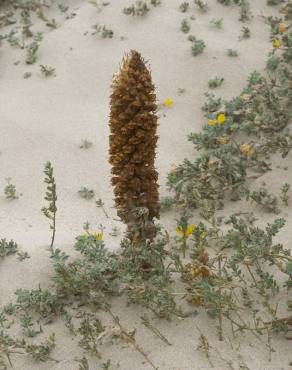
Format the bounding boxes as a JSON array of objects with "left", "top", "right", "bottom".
[
  {"left": 272, "top": 38, "right": 282, "bottom": 49},
  {"left": 93, "top": 232, "right": 103, "bottom": 241},
  {"left": 217, "top": 113, "right": 226, "bottom": 125},
  {"left": 278, "top": 23, "right": 286, "bottom": 34},
  {"left": 208, "top": 119, "right": 216, "bottom": 126},
  {"left": 164, "top": 97, "right": 173, "bottom": 107},
  {"left": 185, "top": 224, "right": 196, "bottom": 237},
  {"left": 176, "top": 226, "right": 184, "bottom": 237}
]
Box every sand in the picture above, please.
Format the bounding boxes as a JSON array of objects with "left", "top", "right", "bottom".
[{"left": 0, "top": 0, "right": 291, "bottom": 369}]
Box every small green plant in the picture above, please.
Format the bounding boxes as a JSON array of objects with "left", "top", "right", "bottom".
[
  {"left": 208, "top": 76, "right": 224, "bottom": 88},
  {"left": 150, "top": 0, "right": 161, "bottom": 5},
  {"left": 267, "top": 0, "right": 285, "bottom": 5},
  {"left": 23, "top": 72, "right": 32, "bottom": 79},
  {"left": 280, "top": 183, "right": 290, "bottom": 206},
  {"left": 75, "top": 356, "right": 90, "bottom": 370},
  {"left": 92, "top": 24, "right": 114, "bottom": 38},
  {"left": 181, "top": 18, "right": 190, "bottom": 33},
  {"left": 247, "top": 187, "right": 279, "bottom": 213},
  {"left": 40, "top": 65, "right": 55, "bottom": 77},
  {"left": 78, "top": 186, "right": 95, "bottom": 200},
  {"left": 41, "top": 162, "right": 57, "bottom": 252},
  {"left": 4, "top": 177, "right": 18, "bottom": 199},
  {"left": 209, "top": 18, "right": 223, "bottom": 28},
  {"left": 17, "top": 251, "right": 30, "bottom": 261},
  {"left": 194, "top": 0, "right": 209, "bottom": 12},
  {"left": 25, "top": 41, "right": 39, "bottom": 64},
  {"left": 123, "top": 1, "right": 150, "bottom": 16},
  {"left": 79, "top": 139, "right": 93, "bottom": 149},
  {"left": 0, "top": 239, "right": 18, "bottom": 258},
  {"left": 217, "top": 0, "right": 231, "bottom": 4},
  {"left": 190, "top": 37, "right": 206, "bottom": 56},
  {"left": 46, "top": 18, "right": 58, "bottom": 29},
  {"left": 239, "top": 0, "right": 251, "bottom": 22},
  {"left": 77, "top": 314, "right": 104, "bottom": 358},
  {"left": 179, "top": 2, "right": 189, "bottom": 12},
  {"left": 96, "top": 198, "right": 109, "bottom": 218},
  {"left": 159, "top": 196, "right": 175, "bottom": 211},
  {"left": 20, "top": 313, "right": 40, "bottom": 337},
  {"left": 227, "top": 48, "right": 238, "bottom": 56},
  {"left": 25, "top": 334, "right": 57, "bottom": 362},
  {"left": 240, "top": 26, "right": 251, "bottom": 39}
]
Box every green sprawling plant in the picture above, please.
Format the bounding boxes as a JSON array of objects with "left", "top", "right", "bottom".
[
  {"left": 1, "top": 2, "right": 292, "bottom": 369},
  {"left": 41, "top": 161, "right": 57, "bottom": 252}
]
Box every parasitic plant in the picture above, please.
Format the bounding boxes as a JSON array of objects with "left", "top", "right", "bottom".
[{"left": 109, "top": 50, "right": 159, "bottom": 243}]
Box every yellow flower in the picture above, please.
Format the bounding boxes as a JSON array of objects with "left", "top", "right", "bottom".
[
  {"left": 217, "top": 113, "right": 226, "bottom": 125},
  {"left": 208, "top": 119, "right": 216, "bottom": 126},
  {"left": 164, "top": 97, "right": 173, "bottom": 107},
  {"left": 176, "top": 224, "right": 196, "bottom": 238},
  {"left": 240, "top": 143, "right": 254, "bottom": 157},
  {"left": 278, "top": 23, "right": 286, "bottom": 34},
  {"left": 93, "top": 232, "right": 103, "bottom": 241},
  {"left": 272, "top": 38, "right": 282, "bottom": 49},
  {"left": 217, "top": 136, "right": 229, "bottom": 145}
]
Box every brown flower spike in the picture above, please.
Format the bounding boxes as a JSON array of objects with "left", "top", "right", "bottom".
[{"left": 109, "top": 50, "right": 159, "bottom": 241}]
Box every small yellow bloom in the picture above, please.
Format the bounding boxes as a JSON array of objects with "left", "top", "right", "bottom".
[
  {"left": 93, "top": 232, "right": 103, "bottom": 241},
  {"left": 217, "top": 136, "right": 229, "bottom": 145},
  {"left": 164, "top": 97, "right": 173, "bottom": 107},
  {"left": 176, "top": 224, "right": 196, "bottom": 238},
  {"left": 185, "top": 224, "right": 196, "bottom": 237},
  {"left": 278, "top": 23, "right": 286, "bottom": 34},
  {"left": 272, "top": 38, "right": 282, "bottom": 49},
  {"left": 217, "top": 113, "right": 226, "bottom": 125},
  {"left": 240, "top": 143, "right": 253, "bottom": 157},
  {"left": 200, "top": 231, "right": 207, "bottom": 240},
  {"left": 208, "top": 119, "right": 216, "bottom": 126}
]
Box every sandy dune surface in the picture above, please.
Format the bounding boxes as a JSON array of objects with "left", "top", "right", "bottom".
[{"left": 0, "top": 0, "right": 291, "bottom": 369}]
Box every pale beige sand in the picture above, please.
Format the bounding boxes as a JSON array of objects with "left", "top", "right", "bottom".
[{"left": 0, "top": 0, "right": 291, "bottom": 369}]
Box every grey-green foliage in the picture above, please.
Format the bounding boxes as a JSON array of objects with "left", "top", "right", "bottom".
[
  {"left": 77, "top": 314, "right": 104, "bottom": 357},
  {"left": 188, "top": 36, "right": 205, "bottom": 56},
  {"left": 208, "top": 76, "right": 224, "bottom": 88},
  {"left": 4, "top": 178, "right": 18, "bottom": 199},
  {"left": 78, "top": 186, "right": 95, "bottom": 200},
  {"left": 227, "top": 48, "right": 238, "bottom": 57},
  {"left": 209, "top": 18, "right": 223, "bottom": 28},
  {"left": 179, "top": 2, "right": 189, "bottom": 12},
  {"left": 123, "top": 1, "right": 150, "bottom": 16},
  {"left": 41, "top": 161, "right": 57, "bottom": 251},
  {"left": 194, "top": 0, "right": 208, "bottom": 12},
  {"left": 92, "top": 24, "right": 114, "bottom": 38},
  {"left": 0, "top": 239, "right": 18, "bottom": 258},
  {"left": 159, "top": 196, "right": 175, "bottom": 211},
  {"left": 0, "top": 331, "right": 56, "bottom": 367},
  {"left": 40, "top": 65, "right": 55, "bottom": 77},
  {"left": 240, "top": 26, "right": 251, "bottom": 39},
  {"left": 247, "top": 187, "right": 279, "bottom": 213},
  {"left": 181, "top": 18, "right": 190, "bottom": 33},
  {"left": 267, "top": 0, "right": 285, "bottom": 5},
  {"left": 239, "top": 0, "right": 251, "bottom": 22},
  {"left": 280, "top": 183, "right": 290, "bottom": 206},
  {"left": 150, "top": 0, "right": 161, "bottom": 5},
  {"left": 26, "top": 41, "right": 39, "bottom": 64}
]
